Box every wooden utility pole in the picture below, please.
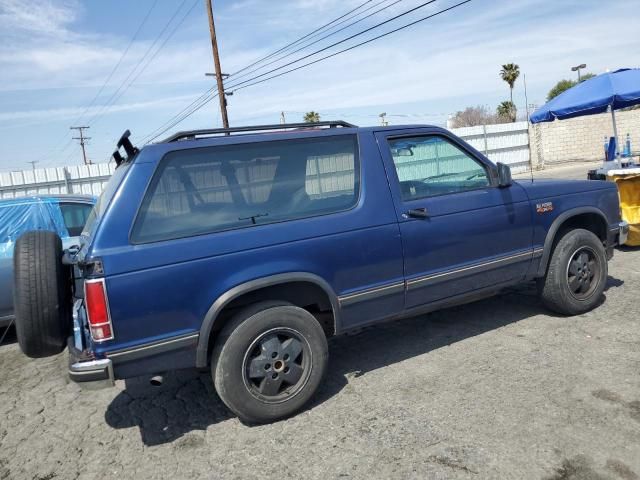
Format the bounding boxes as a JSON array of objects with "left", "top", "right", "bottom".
[
  {"left": 70, "top": 126, "right": 91, "bottom": 165},
  {"left": 205, "top": 0, "right": 229, "bottom": 129}
]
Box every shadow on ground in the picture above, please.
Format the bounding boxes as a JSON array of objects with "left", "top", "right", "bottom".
[{"left": 104, "top": 277, "right": 623, "bottom": 446}]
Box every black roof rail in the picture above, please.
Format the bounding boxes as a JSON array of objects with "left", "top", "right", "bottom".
[{"left": 161, "top": 120, "right": 357, "bottom": 143}]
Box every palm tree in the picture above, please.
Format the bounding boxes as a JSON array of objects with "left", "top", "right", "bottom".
[
  {"left": 303, "top": 111, "right": 321, "bottom": 123},
  {"left": 496, "top": 101, "right": 516, "bottom": 122},
  {"left": 500, "top": 63, "right": 520, "bottom": 106}
]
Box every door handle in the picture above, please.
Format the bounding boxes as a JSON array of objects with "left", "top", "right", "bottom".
[{"left": 405, "top": 207, "right": 429, "bottom": 219}]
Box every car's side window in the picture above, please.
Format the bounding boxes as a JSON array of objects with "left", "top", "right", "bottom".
[
  {"left": 59, "top": 203, "right": 93, "bottom": 237},
  {"left": 388, "top": 135, "right": 490, "bottom": 201},
  {"left": 132, "top": 135, "right": 359, "bottom": 243}
]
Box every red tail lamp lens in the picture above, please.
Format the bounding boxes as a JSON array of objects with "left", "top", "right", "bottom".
[{"left": 85, "top": 279, "right": 113, "bottom": 341}]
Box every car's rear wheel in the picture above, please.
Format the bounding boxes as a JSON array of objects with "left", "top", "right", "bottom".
[
  {"left": 212, "top": 302, "right": 328, "bottom": 423},
  {"left": 13, "top": 231, "right": 72, "bottom": 358},
  {"left": 538, "top": 228, "right": 607, "bottom": 315}
]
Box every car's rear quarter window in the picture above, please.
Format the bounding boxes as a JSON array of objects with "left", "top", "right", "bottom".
[{"left": 131, "top": 135, "right": 359, "bottom": 243}]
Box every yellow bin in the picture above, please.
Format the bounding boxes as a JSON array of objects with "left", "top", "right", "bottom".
[{"left": 608, "top": 169, "right": 640, "bottom": 246}]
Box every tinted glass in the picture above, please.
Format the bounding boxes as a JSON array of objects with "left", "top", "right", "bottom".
[
  {"left": 389, "top": 136, "right": 490, "bottom": 201},
  {"left": 82, "top": 163, "right": 131, "bottom": 237},
  {"left": 60, "top": 203, "right": 93, "bottom": 237},
  {"left": 132, "top": 136, "right": 359, "bottom": 243}
]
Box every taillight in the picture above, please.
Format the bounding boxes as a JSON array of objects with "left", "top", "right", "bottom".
[{"left": 84, "top": 279, "right": 114, "bottom": 342}]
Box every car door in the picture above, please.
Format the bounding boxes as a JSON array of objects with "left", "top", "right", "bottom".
[
  {"left": 375, "top": 128, "right": 533, "bottom": 309},
  {"left": 59, "top": 201, "right": 94, "bottom": 247}
]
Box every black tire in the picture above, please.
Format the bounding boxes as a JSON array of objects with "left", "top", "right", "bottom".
[
  {"left": 538, "top": 228, "right": 607, "bottom": 315},
  {"left": 13, "top": 231, "right": 72, "bottom": 358},
  {"left": 212, "top": 302, "right": 328, "bottom": 424}
]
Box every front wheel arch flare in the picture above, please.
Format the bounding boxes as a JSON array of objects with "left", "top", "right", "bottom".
[{"left": 537, "top": 207, "right": 609, "bottom": 278}]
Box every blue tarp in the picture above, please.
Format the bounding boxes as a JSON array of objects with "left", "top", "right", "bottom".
[
  {"left": 530, "top": 68, "right": 640, "bottom": 124},
  {"left": 0, "top": 197, "right": 67, "bottom": 259}
]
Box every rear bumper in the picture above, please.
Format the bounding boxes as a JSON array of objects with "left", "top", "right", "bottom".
[
  {"left": 607, "top": 221, "right": 629, "bottom": 258},
  {"left": 68, "top": 339, "right": 114, "bottom": 388},
  {"left": 618, "top": 221, "right": 629, "bottom": 246}
]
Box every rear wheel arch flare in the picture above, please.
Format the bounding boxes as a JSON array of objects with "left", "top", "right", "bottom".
[{"left": 196, "top": 273, "right": 340, "bottom": 368}]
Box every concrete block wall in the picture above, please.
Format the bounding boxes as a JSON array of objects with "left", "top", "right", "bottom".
[{"left": 529, "top": 108, "right": 640, "bottom": 168}]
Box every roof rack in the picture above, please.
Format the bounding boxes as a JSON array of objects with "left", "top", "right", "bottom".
[{"left": 161, "top": 120, "right": 357, "bottom": 143}]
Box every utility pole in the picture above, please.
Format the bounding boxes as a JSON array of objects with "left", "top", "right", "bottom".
[
  {"left": 70, "top": 126, "right": 91, "bottom": 165},
  {"left": 27, "top": 161, "right": 38, "bottom": 171},
  {"left": 205, "top": 0, "right": 229, "bottom": 129}
]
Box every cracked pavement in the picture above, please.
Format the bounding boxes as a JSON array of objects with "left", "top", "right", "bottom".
[{"left": 1, "top": 164, "right": 639, "bottom": 479}]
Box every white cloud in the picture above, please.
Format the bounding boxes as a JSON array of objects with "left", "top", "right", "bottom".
[
  {"left": 0, "top": 0, "right": 639, "bottom": 169},
  {"left": 0, "top": 0, "right": 79, "bottom": 37}
]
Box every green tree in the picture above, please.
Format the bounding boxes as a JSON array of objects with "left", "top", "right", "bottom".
[
  {"left": 500, "top": 63, "right": 520, "bottom": 106},
  {"left": 497, "top": 101, "right": 516, "bottom": 122},
  {"left": 303, "top": 111, "right": 321, "bottom": 123},
  {"left": 546, "top": 73, "right": 596, "bottom": 101}
]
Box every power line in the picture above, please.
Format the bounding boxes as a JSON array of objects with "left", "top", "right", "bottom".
[
  {"left": 230, "top": 0, "right": 376, "bottom": 77},
  {"left": 138, "top": 87, "right": 215, "bottom": 144},
  {"left": 227, "top": 0, "right": 472, "bottom": 93},
  {"left": 139, "top": 0, "right": 401, "bottom": 144},
  {"left": 73, "top": 0, "right": 159, "bottom": 125},
  {"left": 85, "top": 0, "right": 196, "bottom": 126},
  {"left": 229, "top": 0, "right": 403, "bottom": 84},
  {"left": 142, "top": 0, "right": 473, "bottom": 143},
  {"left": 142, "top": 92, "right": 219, "bottom": 144},
  {"left": 226, "top": 0, "right": 440, "bottom": 91},
  {"left": 33, "top": 1, "right": 159, "bottom": 169}
]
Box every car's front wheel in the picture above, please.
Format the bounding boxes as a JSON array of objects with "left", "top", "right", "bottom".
[
  {"left": 211, "top": 302, "right": 328, "bottom": 423},
  {"left": 538, "top": 228, "right": 608, "bottom": 315}
]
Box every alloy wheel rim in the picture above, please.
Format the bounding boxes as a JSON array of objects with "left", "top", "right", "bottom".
[
  {"left": 242, "top": 327, "right": 311, "bottom": 404},
  {"left": 566, "top": 246, "right": 600, "bottom": 300}
]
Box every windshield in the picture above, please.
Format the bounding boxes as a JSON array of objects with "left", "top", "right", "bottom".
[{"left": 82, "top": 163, "right": 131, "bottom": 237}]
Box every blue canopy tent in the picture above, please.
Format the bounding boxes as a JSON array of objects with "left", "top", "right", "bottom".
[{"left": 530, "top": 68, "right": 640, "bottom": 157}]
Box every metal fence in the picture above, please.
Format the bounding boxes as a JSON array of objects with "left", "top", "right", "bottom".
[
  {"left": 0, "top": 163, "right": 116, "bottom": 199},
  {"left": 451, "top": 121, "right": 531, "bottom": 174},
  {"left": 0, "top": 122, "right": 531, "bottom": 199}
]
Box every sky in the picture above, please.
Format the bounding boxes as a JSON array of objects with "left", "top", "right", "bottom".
[{"left": 0, "top": 0, "right": 638, "bottom": 171}]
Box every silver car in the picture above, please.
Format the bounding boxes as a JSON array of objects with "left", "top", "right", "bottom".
[{"left": 0, "top": 195, "right": 95, "bottom": 328}]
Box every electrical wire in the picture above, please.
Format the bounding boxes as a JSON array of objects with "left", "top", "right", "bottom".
[
  {"left": 227, "top": 0, "right": 472, "bottom": 93},
  {"left": 140, "top": 0, "right": 388, "bottom": 142},
  {"left": 138, "top": 87, "right": 215, "bottom": 144},
  {"left": 143, "top": 92, "right": 219, "bottom": 144},
  {"left": 230, "top": 0, "right": 376, "bottom": 77},
  {"left": 86, "top": 0, "right": 196, "bottom": 126},
  {"left": 73, "top": 0, "right": 159, "bottom": 126},
  {"left": 143, "top": 0, "right": 473, "bottom": 143},
  {"left": 229, "top": 0, "right": 403, "bottom": 84},
  {"left": 225, "top": 0, "right": 440, "bottom": 91}
]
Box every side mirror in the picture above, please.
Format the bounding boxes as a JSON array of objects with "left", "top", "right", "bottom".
[{"left": 497, "top": 162, "right": 512, "bottom": 187}]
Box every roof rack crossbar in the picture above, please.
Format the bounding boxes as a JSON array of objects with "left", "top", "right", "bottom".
[{"left": 162, "top": 121, "right": 357, "bottom": 143}]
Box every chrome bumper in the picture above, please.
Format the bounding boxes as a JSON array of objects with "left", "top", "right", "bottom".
[
  {"left": 619, "top": 221, "right": 629, "bottom": 245},
  {"left": 68, "top": 338, "right": 114, "bottom": 388}
]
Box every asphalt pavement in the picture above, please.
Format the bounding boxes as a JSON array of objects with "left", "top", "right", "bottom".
[{"left": 1, "top": 161, "right": 638, "bottom": 480}]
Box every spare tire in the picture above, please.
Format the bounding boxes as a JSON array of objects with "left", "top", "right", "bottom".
[{"left": 13, "top": 231, "right": 72, "bottom": 358}]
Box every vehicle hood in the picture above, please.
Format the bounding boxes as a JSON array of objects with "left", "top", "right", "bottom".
[{"left": 515, "top": 179, "right": 616, "bottom": 201}]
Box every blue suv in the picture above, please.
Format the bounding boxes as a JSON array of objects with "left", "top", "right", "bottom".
[{"left": 13, "top": 122, "right": 628, "bottom": 423}]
